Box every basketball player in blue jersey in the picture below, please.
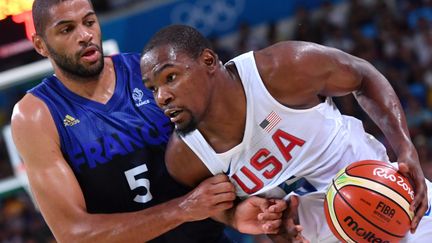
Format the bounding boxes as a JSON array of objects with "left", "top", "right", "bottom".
[
  {"left": 140, "top": 24, "right": 432, "bottom": 242},
  {"left": 10, "top": 1, "right": 288, "bottom": 242}
]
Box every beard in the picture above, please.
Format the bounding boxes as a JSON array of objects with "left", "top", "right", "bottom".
[
  {"left": 175, "top": 114, "right": 198, "bottom": 136},
  {"left": 46, "top": 42, "right": 104, "bottom": 79}
]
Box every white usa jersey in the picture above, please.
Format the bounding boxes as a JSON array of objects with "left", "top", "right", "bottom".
[
  {"left": 181, "top": 51, "right": 432, "bottom": 242},
  {"left": 181, "top": 51, "right": 389, "bottom": 199}
]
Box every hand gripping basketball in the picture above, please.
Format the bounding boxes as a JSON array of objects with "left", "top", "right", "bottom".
[{"left": 324, "top": 160, "right": 414, "bottom": 242}]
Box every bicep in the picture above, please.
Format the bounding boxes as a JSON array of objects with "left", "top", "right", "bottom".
[
  {"left": 165, "top": 134, "right": 213, "bottom": 187},
  {"left": 317, "top": 48, "right": 366, "bottom": 97},
  {"left": 11, "top": 97, "right": 87, "bottom": 238}
]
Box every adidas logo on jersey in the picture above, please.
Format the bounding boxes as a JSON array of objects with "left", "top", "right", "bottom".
[{"left": 63, "top": 115, "right": 80, "bottom": 127}]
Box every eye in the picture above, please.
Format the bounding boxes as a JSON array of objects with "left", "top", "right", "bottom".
[
  {"left": 145, "top": 84, "right": 157, "bottom": 93},
  {"left": 85, "top": 20, "right": 96, "bottom": 27},
  {"left": 60, "top": 26, "right": 73, "bottom": 34},
  {"left": 166, "top": 74, "right": 176, "bottom": 83}
]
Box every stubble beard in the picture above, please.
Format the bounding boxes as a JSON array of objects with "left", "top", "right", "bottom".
[
  {"left": 175, "top": 114, "right": 198, "bottom": 136},
  {"left": 47, "top": 42, "right": 104, "bottom": 81}
]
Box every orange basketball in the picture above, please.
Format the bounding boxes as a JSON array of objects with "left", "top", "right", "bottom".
[{"left": 324, "top": 160, "right": 414, "bottom": 242}]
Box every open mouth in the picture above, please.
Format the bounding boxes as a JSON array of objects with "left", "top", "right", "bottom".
[
  {"left": 80, "top": 45, "right": 100, "bottom": 62},
  {"left": 169, "top": 110, "right": 181, "bottom": 118},
  {"left": 83, "top": 49, "right": 96, "bottom": 57},
  {"left": 164, "top": 108, "right": 183, "bottom": 122}
]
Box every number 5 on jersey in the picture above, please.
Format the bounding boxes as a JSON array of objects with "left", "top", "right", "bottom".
[{"left": 125, "top": 164, "right": 153, "bottom": 203}]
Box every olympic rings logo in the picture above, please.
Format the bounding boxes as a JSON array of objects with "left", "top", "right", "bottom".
[{"left": 170, "top": 0, "right": 245, "bottom": 36}]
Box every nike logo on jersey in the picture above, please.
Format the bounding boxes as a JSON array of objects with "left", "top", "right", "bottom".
[
  {"left": 63, "top": 115, "right": 80, "bottom": 126},
  {"left": 224, "top": 160, "right": 232, "bottom": 176}
]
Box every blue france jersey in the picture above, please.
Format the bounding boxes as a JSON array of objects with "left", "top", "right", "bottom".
[
  {"left": 29, "top": 53, "right": 228, "bottom": 242},
  {"left": 30, "top": 53, "right": 173, "bottom": 212}
]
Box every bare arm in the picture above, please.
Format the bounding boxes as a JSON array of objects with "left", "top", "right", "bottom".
[
  {"left": 345, "top": 52, "right": 426, "bottom": 233},
  {"left": 256, "top": 41, "right": 427, "bottom": 232},
  {"left": 164, "top": 133, "right": 213, "bottom": 187},
  {"left": 11, "top": 94, "right": 235, "bottom": 243},
  {"left": 164, "top": 133, "right": 234, "bottom": 224}
]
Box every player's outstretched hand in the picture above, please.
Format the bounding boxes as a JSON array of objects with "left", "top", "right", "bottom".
[
  {"left": 398, "top": 160, "right": 428, "bottom": 233},
  {"left": 178, "top": 174, "right": 236, "bottom": 222},
  {"left": 231, "top": 197, "right": 287, "bottom": 234},
  {"left": 268, "top": 195, "right": 310, "bottom": 243}
]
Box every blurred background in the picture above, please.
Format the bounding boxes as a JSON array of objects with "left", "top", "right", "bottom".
[{"left": 1, "top": 0, "right": 432, "bottom": 242}]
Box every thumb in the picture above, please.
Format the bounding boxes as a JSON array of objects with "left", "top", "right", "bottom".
[
  {"left": 256, "top": 197, "right": 271, "bottom": 212},
  {"left": 247, "top": 196, "right": 269, "bottom": 211},
  {"left": 286, "top": 195, "right": 301, "bottom": 225},
  {"left": 289, "top": 195, "right": 300, "bottom": 209}
]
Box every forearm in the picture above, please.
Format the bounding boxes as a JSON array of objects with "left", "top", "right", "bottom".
[
  {"left": 353, "top": 61, "right": 415, "bottom": 157},
  {"left": 351, "top": 61, "right": 428, "bottom": 230},
  {"left": 51, "top": 173, "right": 236, "bottom": 242},
  {"left": 52, "top": 197, "right": 186, "bottom": 243}
]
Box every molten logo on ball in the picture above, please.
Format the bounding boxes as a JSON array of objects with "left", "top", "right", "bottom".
[{"left": 344, "top": 216, "right": 390, "bottom": 243}]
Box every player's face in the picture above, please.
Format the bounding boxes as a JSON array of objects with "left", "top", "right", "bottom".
[
  {"left": 41, "top": 0, "right": 104, "bottom": 78},
  {"left": 141, "top": 45, "right": 213, "bottom": 135}
]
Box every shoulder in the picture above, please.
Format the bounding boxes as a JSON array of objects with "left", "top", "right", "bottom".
[
  {"left": 251, "top": 41, "right": 355, "bottom": 107},
  {"left": 254, "top": 41, "right": 337, "bottom": 73},
  {"left": 11, "top": 93, "right": 58, "bottom": 148},
  {"left": 165, "top": 134, "right": 213, "bottom": 187},
  {"left": 12, "top": 93, "right": 52, "bottom": 125},
  {"left": 111, "top": 53, "right": 142, "bottom": 76}
]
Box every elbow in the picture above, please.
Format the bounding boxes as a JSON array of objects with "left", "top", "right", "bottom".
[{"left": 51, "top": 220, "right": 96, "bottom": 243}]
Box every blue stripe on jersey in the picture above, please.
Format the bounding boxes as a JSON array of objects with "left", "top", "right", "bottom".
[
  {"left": 278, "top": 176, "right": 318, "bottom": 196},
  {"left": 426, "top": 203, "right": 431, "bottom": 216}
]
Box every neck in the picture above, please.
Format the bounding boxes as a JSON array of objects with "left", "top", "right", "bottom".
[
  {"left": 54, "top": 57, "right": 115, "bottom": 104},
  {"left": 198, "top": 65, "right": 247, "bottom": 152}
]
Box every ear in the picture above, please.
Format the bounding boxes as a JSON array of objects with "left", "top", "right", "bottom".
[
  {"left": 32, "top": 33, "right": 49, "bottom": 57},
  {"left": 201, "top": 49, "right": 218, "bottom": 72}
]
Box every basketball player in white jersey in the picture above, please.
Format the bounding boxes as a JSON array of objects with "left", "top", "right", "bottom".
[{"left": 140, "top": 25, "right": 432, "bottom": 242}]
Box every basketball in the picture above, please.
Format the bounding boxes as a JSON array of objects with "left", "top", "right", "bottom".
[{"left": 324, "top": 160, "right": 415, "bottom": 242}]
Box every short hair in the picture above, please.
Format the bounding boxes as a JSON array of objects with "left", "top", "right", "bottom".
[
  {"left": 142, "top": 25, "right": 213, "bottom": 59},
  {"left": 32, "top": 0, "right": 93, "bottom": 37}
]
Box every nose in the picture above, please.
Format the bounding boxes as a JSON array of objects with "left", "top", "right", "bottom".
[
  {"left": 155, "top": 87, "right": 174, "bottom": 107},
  {"left": 77, "top": 26, "right": 93, "bottom": 45}
]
